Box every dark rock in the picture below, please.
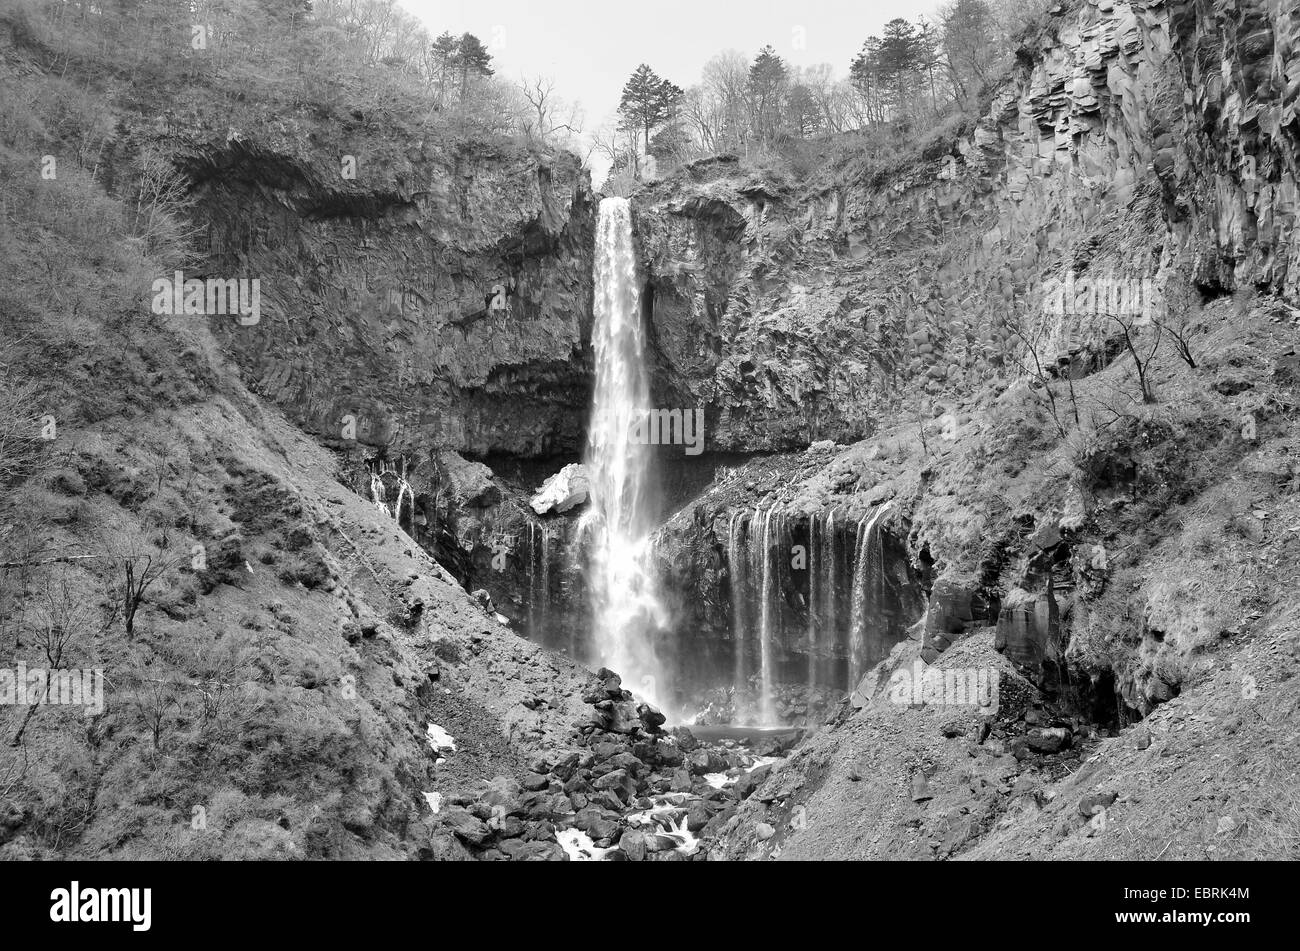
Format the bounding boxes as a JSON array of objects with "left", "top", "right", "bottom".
[
  {"left": 1026, "top": 727, "right": 1072, "bottom": 754},
  {"left": 620, "top": 828, "right": 647, "bottom": 861},
  {"left": 686, "top": 801, "right": 713, "bottom": 832},
  {"left": 521, "top": 773, "right": 550, "bottom": 792},
  {"left": 637, "top": 702, "right": 667, "bottom": 732},
  {"left": 686, "top": 749, "right": 727, "bottom": 775},
  {"left": 592, "top": 769, "right": 635, "bottom": 802},
  {"left": 673, "top": 726, "right": 700, "bottom": 752},
  {"left": 442, "top": 807, "right": 491, "bottom": 847},
  {"left": 1079, "top": 792, "right": 1118, "bottom": 818},
  {"left": 500, "top": 839, "right": 567, "bottom": 861}
]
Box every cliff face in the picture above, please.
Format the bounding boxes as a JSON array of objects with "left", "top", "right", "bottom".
[
  {"left": 630, "top": 0, "right": 1300, "bottom": 453},
  {"left": 626, "top": 0, "right": 1300, "bottom": 858},
  {"left": 190, "top": 137, "right": 596, "bottom": 461},
  {"left": 626, "top": 0, "right": 1300, "bottom": 727}
]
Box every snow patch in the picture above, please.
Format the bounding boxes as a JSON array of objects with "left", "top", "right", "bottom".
[{"left": 426, "top": 723, "right": 456, "bottom": 753}]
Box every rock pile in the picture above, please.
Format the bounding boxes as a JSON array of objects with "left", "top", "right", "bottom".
[{"left": 429, "top": 668, "right": 797, "bottom": 861}]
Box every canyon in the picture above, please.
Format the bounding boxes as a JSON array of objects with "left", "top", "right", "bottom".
[{"left": 3, "top": 0, "right": 1300, "bottom": 861}]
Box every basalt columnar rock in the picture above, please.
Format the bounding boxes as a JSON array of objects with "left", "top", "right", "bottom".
[
  {"left": 190, "top": 138, "right": 596, "bottom": 461},
  {"left": 630, "top": 0, "right": 1300, "bottom": 456}
]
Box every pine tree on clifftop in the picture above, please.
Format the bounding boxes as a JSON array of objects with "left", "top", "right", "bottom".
[
  {"left": 455, "top": 32, "right": 495, "bottom": 101},
  {"left": 618, "top": 64, "right": 684, "bottom": 174}
]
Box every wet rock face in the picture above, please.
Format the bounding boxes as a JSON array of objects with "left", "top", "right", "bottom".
[
  {"left": 653, "top": 498, "right": 925, "bottom": 700},
  {"left": 924, "top": 580, "right": 999, "bottom": 662},
  {"left": 193, "top": 141, "right": 595, "bottom": 460}
]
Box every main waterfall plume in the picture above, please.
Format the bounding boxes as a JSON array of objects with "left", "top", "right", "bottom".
[{"left": 583, "top": 197, "right": 668, "bottom": 712}]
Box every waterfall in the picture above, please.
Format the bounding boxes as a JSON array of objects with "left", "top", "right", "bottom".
[
  {"left": 807, "top": 512, "right": 819, "bottom": 692},
  {"left": 848, "top": 501, "right": 893, "bottom": 687},
  {"left": 825, "top": 509, "right": 838, "bottom": 684},
  {"left": 369, "top": 472, "right": 388, "bottom": 516},
  {"left": 527, "top": 522, "right": 551, "bottom": 640},
  {"left": 727, "top": 511, "right": 748, "bottom": 703},
  {"left": 583, "top": 197, "right": 668, "bottom": 711},
  {"left": 757, "top": 506, "right": 779, "bottom": 726},
  {"left": 369, "top": 461, "right": 414, "bottom": 531}
]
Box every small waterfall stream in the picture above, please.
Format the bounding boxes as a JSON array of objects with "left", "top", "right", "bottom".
[
  {"left": 368, "top": 460, "right": 415, "bottom": 532},
  {"left": 848, "top": 501, "right": 893, "bottom": 686},
  {"left": 756, "top": 506, "right": 779, "bottom": 726},
  {"left": 721, "top": 501, "right": 907, "bottom": 725}
]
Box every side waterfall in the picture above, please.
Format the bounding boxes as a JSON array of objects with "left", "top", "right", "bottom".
[
  {"left": 848, "top": 501, "right": 893, "bottom": 687},
  {"left": 369, "top": 460, "right": 414, "bottom": 531},
  {"left": 583, "top": 197, "right": 668, "bottom": 710},
  {"left": 723, "top": 500, "right": 903, "bottom": 723}
]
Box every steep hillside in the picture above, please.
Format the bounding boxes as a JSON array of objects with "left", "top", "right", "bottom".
[
  {"left": 626, "top": 0, "right": 1300, "bottom": 857},
  {"left": 4, "top": 0, "right": 1299, "bottom": 865},
  {"left": 0, "top": 1, "right": 593, "bottom": 860}
]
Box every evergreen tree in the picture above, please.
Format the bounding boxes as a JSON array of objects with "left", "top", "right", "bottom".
[
  {"left": 786, "top": 83, "right": 822, "bottom": 137},
  {"left": 748, "top": 45, "right": 788, "bottom": 144},
  {"left": 617, "top": 64, "right": 684, "bottom": 172},
  {"left": 430, "top": 31, "right": 459, "bottom": 104},
  {"left": 455, "top": 32, "right": 494, "bottom": 101}
]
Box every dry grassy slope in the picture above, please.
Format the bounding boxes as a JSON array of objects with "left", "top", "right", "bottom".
[
  {"left": 1, "top": 382, "right": 593, "bottom": 859},
  {"left": 1, "top": 10, "right": 593, "bottom": 858},
  {"left": 705, "top": 298, "right": 1300, "bottom": 860}
]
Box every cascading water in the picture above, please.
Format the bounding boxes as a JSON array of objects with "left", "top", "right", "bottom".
[
  {"left": 756, "top": 506, "right": 780, "bottom": 726},
  {"left": 848, "top": 501, "right": 893, "bottom": 686},
  {"left": 583, "top": 197, "right": 668, "bottom": 711},
  {"left": 717, "top": 498, "right": 917, "bottom": 724},
  {"left": 527, "top": 521, "right": 551, "bottom": 640},
  {"left": 807, "top": 512, "right": 820, "bottom": 692},
  {"left": 727, "top": 511, "right": 748, "bottom": 700},
  {"left": 369, "top": 461, "right": 414, "bottom": 531}
]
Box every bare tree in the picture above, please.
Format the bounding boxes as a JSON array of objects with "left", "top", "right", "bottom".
[
  {"left": 10, "top": 569, "right": 105, "bottom": 747},
  {"left": 133, "top": 677, "right": 182, "bottom": 754},
  {"left": 129, "top": 147, "right": 201, "bottom": 268},
  {"left": 0, "top": 368, "right": 46, "bottom": 490},
  {"left": 997, "top": 311, "right": 1071, "bottom": 438},
  {"left": 517, "top": 75, "right": 583, "bottom": 148},
  {"left": 107, "top": 520, "right": 182, "bottom": 639},
  {"left": 1108, "top": 312, "right": 1161, "bottom": 403}
]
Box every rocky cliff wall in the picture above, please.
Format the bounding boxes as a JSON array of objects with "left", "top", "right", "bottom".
[
  {"left": 630, "top": 0, "right": 1299, "bottom": 454},
  {"left": 634, "top": 0, "right": 1300, "bottom": 720},
  {"left": 188, "top": 135, "right": 596, "bottom": 461}
]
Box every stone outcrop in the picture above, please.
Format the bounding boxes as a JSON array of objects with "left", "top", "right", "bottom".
[
  {"left": 629, "top": 0, "right": 1300, "bottom": 455},
  {"left": 189, "top": 138, "right": 596, "bottom": 461}
]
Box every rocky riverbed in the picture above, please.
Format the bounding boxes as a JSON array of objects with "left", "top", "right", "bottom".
[{"left": 429, "top": 668, "right": 800, "bottom": 861}]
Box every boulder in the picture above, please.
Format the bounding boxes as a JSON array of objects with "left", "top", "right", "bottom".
[
  {"left": 500, "top": 839, "right": 567, "bottom": 861},
  {"left": 637, "top": 702, "right": 667, "bottom": 732},
  {"left": 620, "top": 828, "right": 647, "bottom": 861},
  {"left": 436, "top": 451, "right": 501, "bottom": 508},
  {"left": 1026, "top": 727, "right": 1072, "bottom": 754},
  {"left": 441, "top": 807, "right": 491, "bottom": 847},
  {"left": 686, "top": 749, "right": 727, "bottom": 776},
  {"left": 592, "top": 769, "right": 636, "bottom": 802}
]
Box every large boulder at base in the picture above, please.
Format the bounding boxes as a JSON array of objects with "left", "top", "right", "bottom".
[{"left": 530, "top": 463, "right": 590, "bottom": 515}]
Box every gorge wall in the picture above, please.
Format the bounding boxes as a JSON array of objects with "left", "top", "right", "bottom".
[
  {"left": 622, "top": 0, "right": 1300, "bottom": 722},
  {"left": 170, "top": 0, "right": 1300, "bottom": 728}
]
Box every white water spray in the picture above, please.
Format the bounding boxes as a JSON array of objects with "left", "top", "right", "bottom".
[{"left": 583, "top": 197, "right": 668, "bottom": 711}]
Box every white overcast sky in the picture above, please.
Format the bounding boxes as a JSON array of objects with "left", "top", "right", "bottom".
[{"left": 401, "top": 0, "right": 938, "bottom": 177}]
